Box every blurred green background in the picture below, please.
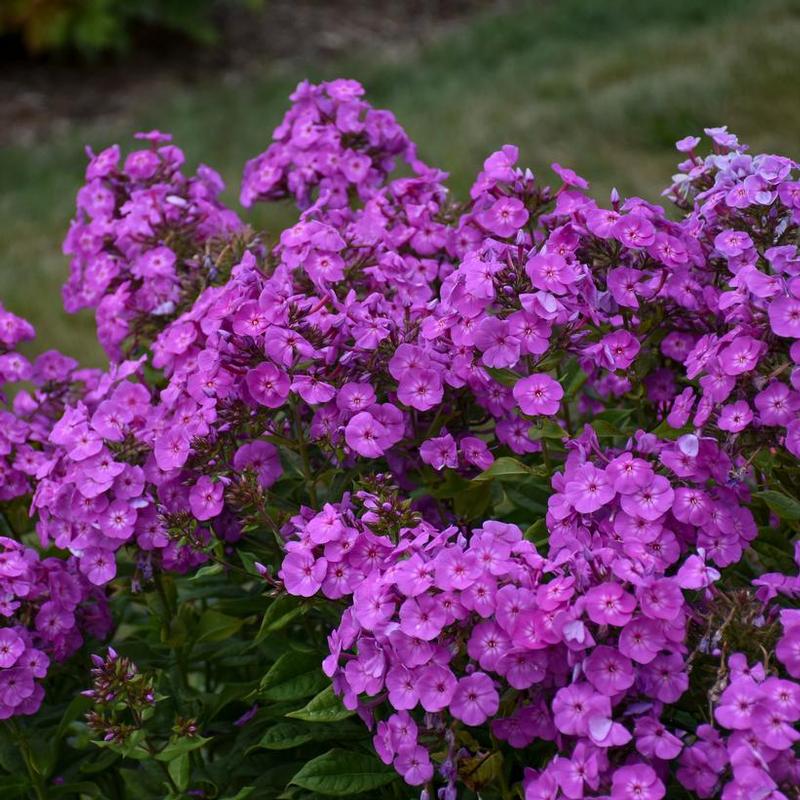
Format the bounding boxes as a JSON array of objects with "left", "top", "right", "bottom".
[{"left": 1, "top": 0, "right": 799, "bottom": 365}]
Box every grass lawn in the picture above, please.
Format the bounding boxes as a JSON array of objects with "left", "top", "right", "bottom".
[{"left": 2, "top": 0, "right": 799, "bottom": 364}]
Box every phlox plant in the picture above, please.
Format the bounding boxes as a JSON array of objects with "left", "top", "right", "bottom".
[{"left": 0, "top": 78, "right": 798, "bottom": 800}]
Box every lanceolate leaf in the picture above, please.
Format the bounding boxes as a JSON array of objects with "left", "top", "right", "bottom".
[
  {"left": 196, "top": 609, "right": 245, "bottom": 643},
  {"left": 756, "top": 489, "right": 800, "bottom": 522},
  {"left": 289, "top": 749, "right": 396, "bottom": 796},
  {"left": 255, "top": 595, "right": 306, "bottom": 642},
  {"left": 259, "top": 650, "right": 328, "bottom": 701},
  {"left": 253, "top": 721, "right": 314, "bottom": 751},
  {"left": 286, "top": 686, "right": 354, "bottom": 723},
  {"left": 756, "top": 490, "right": 800, "bottom": 521},
  {"left": 472, "top": 457, "right": 532, "bottom": 482}
]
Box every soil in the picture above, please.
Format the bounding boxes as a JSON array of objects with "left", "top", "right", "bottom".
[{"left": 0, "top": 0, "right": 511, "bottom": 148}]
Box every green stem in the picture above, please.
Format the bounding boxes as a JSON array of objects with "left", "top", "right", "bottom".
[
  {"left": 0, "top": 510, "right": 18, "bottom": 539},
  {"left": 541, "top": 438, "right": 552, "bottom": 473},
  {"left": 422, "top": 405, "right": 445, "bottom": 441},
  {"left": 292, "top": 400, "right": 318, "bottom": 507},
  {"left": 6, "top": 720, "right": 46, "bottom": 800},
  {"left": 206, "top": 552, "right": 253, "bottom": 579},
  {"left": 561, "top": 396, "right": 573, "bottom": 436},
  {"left": 489, "top": 733, "right": 513, "bottom": 800},
  {"left": 153, "top": 572, "right": 191, "bottom": 695},
  {"left": 153, "top": 570, "right": 173, "bottom": 618}
]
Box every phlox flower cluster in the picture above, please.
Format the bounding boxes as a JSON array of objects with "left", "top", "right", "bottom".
[
  {"left": 676, "top": 646, "right": 800, "bottom": 799},
  {"left": 0, "top": 312, "right": 112, "bottom": 718},
  {"left": 0, "top": 536, "right": 110, "bottom": 719},
  {"left": 281, "top": 432, "right": 800, "bottom": 798},
  {"left": 240, "top": 78, "right": 427, "bottom": 209},
  {"left": 668, "top": 536, "right": 800, "bottom": 800},
  {"left": 30, "top": 85, "right": 443, "bottom": 596},
  {"left": 429, "top": 145, "right": 697, "bottom": 430},
  {"left": 30, "top": 352, "right": 223, "bottom": 582},
  {"left": 660, "top": 129, "right": 800, "bottom": 458},
  {"left": 62, "top": 131, "right": 242, "bottom": 359},
  {"left": 0, "top": 309, "right": 107, "bottom": 506},
  {"left": 0, "top": 78, "right": 798, "bottom": 800},
  {"left": 548, "top": 426, "right": 757, "bottom": 571}
]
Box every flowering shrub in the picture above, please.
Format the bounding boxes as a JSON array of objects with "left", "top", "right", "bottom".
[{"left": 0, "top": 79, "right": 798, "bottom": 800}]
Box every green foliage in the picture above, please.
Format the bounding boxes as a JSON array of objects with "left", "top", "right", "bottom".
[
  {"left": 756, "top": 489, "right": 800, "bottom": 522},
  {"left": 259, "top": 651, "right": 328, "bottom": 702},
  {"left": 286, "top": 687, "right": 354, "bottom": 724},
  {"left": 0, "top": 548, "right": 371, "bottom": 799},
  {"left": 288, "top": 749, "right": 397, "bottom": 796}
]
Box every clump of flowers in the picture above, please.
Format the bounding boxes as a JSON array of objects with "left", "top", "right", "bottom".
[
  {"left": 662, "top": 131, "right": 800, "bottom": 459},
  {"left": 0, "top": 312, "right": 111, "bottom": 721},
  {"left": 240, "top": 78, "right": 428, "bottom": 210},
  {"left": 62, "top": 131, "right": 243, "bottom": 359},
  {"left": 281, "top": 439, "right": 800, "bottom": 797},
  {"left": 0, "top": 535, "right": 110, "bottom": 719},
  {"left": 0, "top": 81, "right": 798, "bottom": 800}
]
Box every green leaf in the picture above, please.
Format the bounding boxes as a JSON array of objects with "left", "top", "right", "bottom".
[
  {"left": 761, "top": 489, "right": 800, "bottom": 520},
  {"left": 0, "top": 724, "right": 24, "bottom": 772},
  {"left": 55, "top": 693, "right": 93, "bottom": 742},
  {"left": 155, "top": 736, "right": 212, "bottom": 762},
  {"left": 260, "top": 651, "right": 327, "bottom": 702},
  {"left": 650, "top": 418, "right": 690, "bottom": 440},
  {"left": 286, "top": 686, "right": 353, "bottom": 723},
  {"left": 162, "top": 614, "right": 189, "bottom": 648},
  {"left": 120, "top": 763, "right": 166, "bottom": 799},
  {"left": 79, "top": 749, "right": 119, "bottom": 774},
  {"left": 590, "top": 419, "right": 621, "bottom": 438},
  {"left": 752, "top": 534, "right": 797, "bottom": 572},
  {"left": 206, "top": 680, "right": 260, "bottom": 720},
  {"left": 524, "top": 518, "right": 548, "bottom": 548},
  {"left": 147, "top": 574, "right": 177, "bottom": 617},
  {"left": 752, "top": 449, "right": 777, "bottom": 473},
  {"left": 254, "top": 722, "right": 313, "bottom": 751},
  {"left": 563, "top": 360, "right": 588, "bottom": 399},
  {"left": 254, "top": 721, "right": 361, "bottom": 753},
  {"left": 461, "top": 751, "right": 503, "bottom": 792},
  {"left": 238, "top": 550, "right": 262, "bottom": 575},
  {"left": 29, "top": 732, "right": 56, "bottom": 776},
  {"left": 472, "top": 457, "right": 532, "bottom": 482},
  {"left": 221, "top": 789, "right": 255, "bottom": 800},
  {"left": 528, "top": 419, "right": 568, "bottom": 441},
  {"left": 256, "top": 595, "right": 305, "bottom": 642},
  {"left": 595, "top": 408, "right": 635, "bottom": 426},
  {"left": 485, "top": 366, "right": 520, "bottom": 387},
  {"left": 289, "top": 749, "right": 396, "bottom": 796},
  {"left": 454, "top": 484, "right": 493, "bottom": 520},
  {"left": 504, "top": 484, "right": 548, "bottom": 515},
  {"left": 428, "top": 470, "right": 471, "bottom": 499},
  {"left": 0, "top": 776, "right": 29, "bottom": 799},
  {"left": 96, "top": 729, "right": 150, "bottom": 760},
  {"left": 196, "top": 609, "right": 244, "bottom": 643},
  {"left": 168, "top": 753, "right": 190, "bottom": 792},
  {"left": 190, "top": 563, "right": 224, "bottom": 580},
  {"left": 756, "top": 490, "right": 800, "bottom": 521}
]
